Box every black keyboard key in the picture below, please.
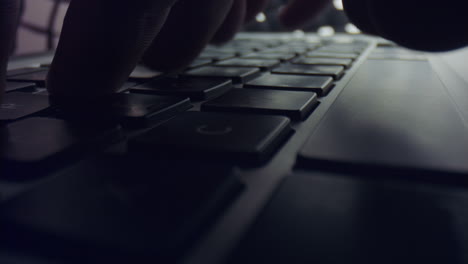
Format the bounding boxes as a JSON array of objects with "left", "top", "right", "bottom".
[
  {"left": 5, "top": 82, "right": 36, "bottom": 92},
  {"left": 202, "top": 89, "right": 318, "bottom": 120},
  {"left": 185, "top": 66, "right": 261, "bottom": 83},
  {"left": 119, "top": 82, "right": 139, "bottom": 92},
  {"left": 32, "top": 89, "right": 49, "bottom": 96},
  {"left": 0, "top": 154, "right": 243, "bottom": 261},
  {"left": 7, "top": 70, "right": 48, "bottom": 87},
  {"left": 242, "top": 53, "right": 296, "bottom": 61},
  {"left": 129, "top": 65, "right": 163, "bottom": 80},
  {"left": 61, "top": 93, "right": 192, "bottom": 128},
  {"left": 130, "top": 112, "right": 292, "bottom": 163},
  {"left": 293, "top": 57, "right": 353, "bottom": 68},
  {"left": 198, "top": 51, "right": 236, "bottom": 61},
  {"left": 215, "top": 58, "right": 280, "bottom": 70},
  {"left": 305, "top": 51, "right": 359, "bottom": 59},
  {"left": 244, "top": 73, "right": 334, "bottom": 96},
  {"left": 272, "top": 64, "right": 345, "bottom": 79},
  {"left": 1, "top": 117, "right": 122, "bottom": 176},
  {"left": 0, "top": 93, "right": 49, "bottom": 122},
  {"left": 6, "top": 68, "right": 44, "bottom": 77},
  {"left": 131, "top": 77, "right": 232, "bottom": 101},
  {"left": 261, "top": 47, "right": 308, "bottom": 55},
  {"left": 317, "top": 44, "right": 366, "bottom": 53},
  {"left": 188, "top": 59, "right": 212, "bottom": 69},
  {"left": 205, "top": 47, "right": 254, "bottom": 56}
]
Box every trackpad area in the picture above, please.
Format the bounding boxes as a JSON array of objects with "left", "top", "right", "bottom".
[
  {"left": 298, "top": 60, "right": 468, "bottom": 178},
  {"left": 228, "top": 173, "right": 468, "bottom": 264}
]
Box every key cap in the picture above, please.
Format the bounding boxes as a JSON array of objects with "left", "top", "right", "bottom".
[
  {"left": 131, "top": 77, "right": 232, "bottom": 101},
  {"left": 5, "top": 82, "right": 36, "bottom": 93},
  {"left": 130, "top": 112, "right": 292, "bottom": 163},
  {"left": 185, "top": 66, "right": 261, "bottom": 83},
  {"left": 317, "top": 44, "right": 365, "bottom": 53},
  {"left": 198, "top": 51, "right": 236, "bottom": 61},
  {"left": 0, "top": 154, "right": 243, "bottom": 260},
  {"left": 242, "top": 53, "right": 296, "bottom": 61},
  {"left": 1, "top": 117, "right": 122, "bottom": 176},
  {"left": 188, "top": 59, "right": 212, "bottom": 69},
  {"left": 261, "top": 47, "right": 308, "bottom": 55},
  {"left": 0, "top": 93, "right": 49, "bottom": 122},
  {"left": 205, "top": 48, "right": 255, "bottom": 56},
  {"left": 6, "top": 68, "right": 44, "bottom": 77},
  {"left": 7, "top": 70, "right": 49, "bottom": 87},
  {"left": 119, "top": 82, "right": 139, "bottom": 93},
  {"left": 244, "top": 73, "right": 334, "bottom": 96},
  {"left": 305, "top": 51, "right": 358, "bottom": 59},
  {"left": 222, "top": 43, "right": 266, "bottom": 51},
  {"left": 60, "top": 93, "right": 192, "bottom": 128},
  {"left": 293, "top": 57, "right": 353, "bottom": 68},
  {"left": 129, "top": 65, "right": 163, "bottom": 80},
  {"left": 202, "top": 88, "right": 318, "bottom": 120},
  {"left": 215, "top": 58, "right": 280, "bottom": 70},
  {"left": 272, "top": 64, "right": 345, "bottom": 80}
]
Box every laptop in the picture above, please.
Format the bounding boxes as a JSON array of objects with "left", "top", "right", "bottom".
[{"left": 1, "top": 28, "right": 468, "bottom": 263}]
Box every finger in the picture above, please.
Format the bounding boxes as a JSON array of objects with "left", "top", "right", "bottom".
[
  {"left": 142, "top": 0, "right": 234, "bottom": 72},
  {"left": 211, "top": 0, "right": 246, "bottom": 44},
  {"left": 342, "top": 0, "right": 379, "bottom": 36},
  {"left": 279, "top": 0, "right": 330, "bottom": 29},
  {"left": 47, "top": 0, "right": 178, "bottom": 101},
  {"left": 0, "top": 0, "right": 20, "bottom": 101},
  {"left": 245, "top": 0, "right": 270, "bottom": 23},
  {"left": 366, "top": 0, "right": 468, "bottom": 51}
]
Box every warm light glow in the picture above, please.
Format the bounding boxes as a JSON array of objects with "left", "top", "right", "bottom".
[
  {"left": 345, "top": 23, "right": 361, "bottom": 34},
  {"left": 255, "top": 12, "right": 267, "bottom": 23},
  {"left": 318, "top": 26, "right": 335, "bottom": 37},
  {"left": 333, "top": 0, "right": 344, "bottom": 10}
]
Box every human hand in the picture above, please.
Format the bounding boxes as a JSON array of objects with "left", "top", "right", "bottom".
[
  {"left": 343, "top": 0, "right": 468, "bottom": 51},
  {"left": 44, "top": 0, "right": 330, "bottom": 102},
  {"left": 1, "top": 0, "right": 330, "bottom": 104}
]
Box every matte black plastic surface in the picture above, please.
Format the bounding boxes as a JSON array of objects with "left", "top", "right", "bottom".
[
  {"left": 59, "top": 93, "right": 191, "bottom": 128},
  {"left": 306, "top": 51, "right": 359, "bottom": 59},
  {"left": 130, "top": 111, "right": 292, "bottom": 163},
  {"left": 185, "top": 66, "right": 261, "bottom": 83},
  {"left": 6, "top": 68, "right": 44, "bottom": 78},
  {"left": 1, "top": 117, "right": 122, "bottom": 175},
  {"left": 242, "top": 53, "right": 296, "bottom": 61},
  {"left": 245, "top": 73, "right": 333, "bottom": 95},
  {"left": 198, "top": 51, "right": 236, "bottom": 61},
  {"left": 215, "top": 58, "right": 280, "bottom": 70},
  {"left": 131, "top": 77, "right": 232, "bottom": 101},
  {"left": 293, "top": 57, "right": 353, "bottom": 68},
  {"left": 272, "top": 64, "right": 345, "bottom": 79},
  {"left": 7, "top": 70, "right": 49, "bottom": 87},
  {"left": 0, "top": 155, "right": 243, "bottom": 262},
  {"left": 5, "top": 82, "right": 36, "bottom": 93},
  {"left": 202, "top": 88, "right": 318, "bottom": 120},
  {"left": 0, "top": 93, "right": 49, "bottom": 122}
]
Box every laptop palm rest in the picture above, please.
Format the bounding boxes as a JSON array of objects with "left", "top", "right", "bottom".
[
  {"left": 298, "top": 59, "right": 468, "bottom": 179},
  {"left": 229, "top": 173, "right": 468, "bottom": 264}
]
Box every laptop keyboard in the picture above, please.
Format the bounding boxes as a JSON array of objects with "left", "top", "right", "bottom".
[
  {"left": 2, "top": 36, "right": 371, "bottom": 173},
  {"left": 0, "top": 35, "right": 376, "bottom": 261}
]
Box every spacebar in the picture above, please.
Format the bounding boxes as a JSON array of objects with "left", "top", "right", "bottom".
[{"left": 297, "top": 60, "right": 468, "bottom": 179}]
